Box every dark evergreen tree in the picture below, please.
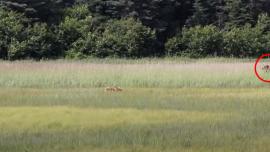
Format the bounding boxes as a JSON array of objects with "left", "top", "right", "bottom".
[
  {"left": 225, "top": 0, "right": 253, "bottom": 27},
  {"left": 2, "top": 0, "right": 74, "bottom": 23},
  {"left": 186, "top": 0, "right": 209, "bottom": 26},
  {"left": 211, "top": 0, "right": 226, "bottom": 28},
  {"left": 186, "top": 0, "right": 227, "bottom": 28}
]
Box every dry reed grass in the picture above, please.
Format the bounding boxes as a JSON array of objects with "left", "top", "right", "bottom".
[{"left": 0, "top": 59, "right": 264, "bottom": 88}]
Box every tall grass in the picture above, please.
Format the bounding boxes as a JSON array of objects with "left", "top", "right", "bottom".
[
  {"left": 0, "top": 58, "right": 266, "bottom": 88},
  {"left": 0, "top": 58, "right": 269, "bottom": 152},
  {"left": 0, "top": 88, "right": 270, "bottom": 152}
]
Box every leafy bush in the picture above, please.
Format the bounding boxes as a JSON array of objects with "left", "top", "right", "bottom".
[
  {"left": 66, "top": 32, "right": 99, "bottom": 58},
  {"left": 0, "top": 8, "right": 26, "bottom": 59},
  {"left": 99, "top": 18, "right": 155, "bottom": 57},
  {"left": 57, "top": 5, "right": 94, "bottom": 53},
  {"left": 68, "top": 18, "right": 156, "bottom": 58},
  {"left": 223, "top": 24, "right": 267, "bottom": 57},
  {"left": 256, "top": 13, "right": 270, "bottom": 33},
  {"left": 165, "top": 33, "right": 184, "bottom": 56},
  {"left": 166, "top": 25, "right": 223, "bottom": 57},
  {"left": 8, "top": 23, "right": 56, "bottom": 60},
  {"left": 0, "top": 8, "right": 56, "bottom": 60},
  {"left": 256, "top": 13, "right": 270, "bottom": 53},
  {"left": 96, "top": 18, "right": 156, "bottom": 57},
  {"left": 64, "top": 4, "right": 90, "bottom": 20}
]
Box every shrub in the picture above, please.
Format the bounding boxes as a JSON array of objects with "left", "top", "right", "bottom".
[
  {"left": 64, "top": 4, "right": 90, "bottom": 20},
  {"left": 256, "top": 13, "right": 270, "bottom": 33},
  {"left": 57, "top": 4, "right": 94, "bottom": 53},
  {"left": 68, "top": 18, "right": 156, "bottom": 58},
  {"left": 95, "top": 18, "right": 156, "bottom": 57},
  {"left": 8, "top": 23, "right": 56, "bottom": 60},
  {"left": 166, "top": 25, "right": 223, "bottom": 58},
  {"left": 223, "top": 24, "right": 267, "bottom": 57},
  {"left": 0, "top": 8, "right": 57, "bottom": 60},
  {"left": 66, "top": 32, "right": 99, "bottom": 58},
  {"left": 165, "top": 33, "right": 184, "bottom": 56},
  {"left": 256, "top": 14, "right": 270, "bottom": 54},
  {"left": 0, "top": 8, "right": 26, "bottom": 59}
]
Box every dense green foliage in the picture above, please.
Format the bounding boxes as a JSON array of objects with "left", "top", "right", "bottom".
[
  {"left": 1, "top": 0, "right": 270, "bottom": 59},
  {"left": 167, "top": 14, "right": 270, "bottom": 57},
  {"left": 166, "top": 26, "right": 223, "bottom": 57},
  {"left": 68, "top": 18, "right": 156, "bottom": 58},
  {"left": 0, "top": 8, "right": 25, "bottom": 59}
]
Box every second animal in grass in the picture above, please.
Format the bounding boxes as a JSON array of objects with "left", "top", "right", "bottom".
[
  {"left": 105, "top": 87, "right": 123, "bottom": 92},
  {"left": 262, "top": 65, "right": 270, "bottom": 72}
]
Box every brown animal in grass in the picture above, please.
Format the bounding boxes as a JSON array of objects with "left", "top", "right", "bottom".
[
  {"left": 262, "top": 65, "right": 270, "bottom": 72},
  {"left": 105, "top": 86, "right": 123, "bottom": 92}
]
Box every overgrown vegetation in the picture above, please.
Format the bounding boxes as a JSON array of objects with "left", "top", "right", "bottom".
[
  {"left": 0, "top": 60, "right": 270, "bottom": 152},
  {"left": 0, "top": 60, "right": 266, "bottom": 88},
  {"left": 0, "top": 57, "right": 269, "bottom": 152},
  {"left": 1, "top": 0, "right": 270, "bottom": 59}
]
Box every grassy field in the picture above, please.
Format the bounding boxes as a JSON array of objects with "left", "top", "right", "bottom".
[
  {"left": 0, "top": 58, "right": 266, "bottom": 88},
  {"left": 0, "top": 58, "right": 270, "bottom": 152}
]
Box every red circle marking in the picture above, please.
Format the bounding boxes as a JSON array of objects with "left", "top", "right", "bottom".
[{"left": 254, "top": 53, "right": 270, "bottom": 83}]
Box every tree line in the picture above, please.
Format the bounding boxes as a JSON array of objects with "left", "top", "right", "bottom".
[{"left": 1, "top": 0, "right": 270, "bottom": 60}]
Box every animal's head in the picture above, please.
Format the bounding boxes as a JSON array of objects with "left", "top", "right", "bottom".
[
  {"left": 262, "top": 65, "right": 270, "bottom": 69},
  {"left": 262, "top": 65, "right": 270, "bottom": 72}
]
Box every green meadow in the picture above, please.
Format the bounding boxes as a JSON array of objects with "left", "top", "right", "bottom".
[{"left": 0, "top": 59, "right": 270, "bottom": 152}]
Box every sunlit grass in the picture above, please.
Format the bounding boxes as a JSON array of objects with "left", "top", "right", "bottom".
[
  {"left": 0, "top": 59, "right": 265, "bottom": 88},
  {"left": 0, "top": 106, "right": 232, "bottom": 133},
  {"left": 0, "top": 59, "right": 270, "bottom": 152},
  {"left": 0, "top": 88, "right": 269, "bottom": 110},
  {"left": 0, "top": 88, "right": 269, "bottom": 152}
]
